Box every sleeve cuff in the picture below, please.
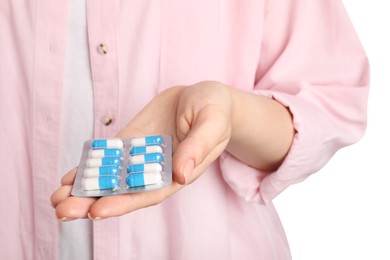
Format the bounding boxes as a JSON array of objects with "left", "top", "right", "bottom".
[{"left": 220, "top": 88, "right": 346, "bottom": 204}]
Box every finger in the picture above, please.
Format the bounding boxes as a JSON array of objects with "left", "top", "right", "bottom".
[
  {"left": 88, "top": 182, "right": 182, "bottom": 219},
  {"left": 61, "top": 168, "right": 78, "bottom": 186},
  {"left": 174, "top": 108, "right": 231, "bottom": 184},
  {"left": 55, "top": 196, "right": 97, "bottom": 220},
  {"left": 50, "top": 184, "right": 73, "bottom": 208}
]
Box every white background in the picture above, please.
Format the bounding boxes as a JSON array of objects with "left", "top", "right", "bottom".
[{"left": 274, "top": 1, "right": 390, "bottom": 259}]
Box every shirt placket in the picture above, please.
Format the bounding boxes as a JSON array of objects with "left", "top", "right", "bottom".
[
  {"left": 87, "top": 0, "right": 120, "bottom": 138},
  {"left": 86, "top": 0, "right": 120, "bottom": 259}
]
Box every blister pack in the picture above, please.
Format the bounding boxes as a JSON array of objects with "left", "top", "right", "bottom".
[{"left": 71, "top": 135, "right": 172, "bottom": 197}]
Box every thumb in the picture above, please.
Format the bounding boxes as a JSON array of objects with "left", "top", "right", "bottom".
[{"left": 173, "top": 109, "right": 231, "bottom": 185}]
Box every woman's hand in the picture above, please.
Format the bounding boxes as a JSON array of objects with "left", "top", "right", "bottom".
[{"left": 51, "top": 81, "right": 236, "bottom": 220}]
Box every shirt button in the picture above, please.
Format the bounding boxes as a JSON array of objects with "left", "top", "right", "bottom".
[
  {"left": 101, "top": 115, "right": 113, "bottom": 126},
  {"left": 97, "top": 43, "right": 108, "bottom": 55}
]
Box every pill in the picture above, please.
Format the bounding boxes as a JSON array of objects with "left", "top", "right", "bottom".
[
  {"left": 127, "top": 163, "right": 162, "bottom": 174},
  {"left": 92, "top": 139, "right": 123, "bottom": 149},
  {"left": 129, "top": 153, "right": 163, "bottom": 164},
  {"left": 88, "top": 148, "right": 123, "bottom": 158},
  {"left": 129, "top": 145, "right": 163, "bottom": 155},
  {"left": 130, "top": 135, "right": 163, "bottom": 147},
  {"left": 81, "top": 176, "right": 119, "bottom": 191},
  {"left": 83, "top": 166, "right": 119, "bottom": 177},
  {"left": 126, "top": 172, "right": 162, "bottom": 188},
  {"left": 86, "top": 157, "right": 121, "bottom": 168}
]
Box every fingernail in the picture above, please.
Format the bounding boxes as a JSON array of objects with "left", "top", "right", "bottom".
[
  {"left": 183, "top": 159, "right": 195, "bottom": 184},
  {"left": 88, "top": 213, "right": 101, "bottom": 221},
  {"left": 58, "top": 217, "right": 73, "bottom": 222}
]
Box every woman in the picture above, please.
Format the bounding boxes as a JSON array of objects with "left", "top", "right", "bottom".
[{"left": 1, "top": 0, "right": 369, "bottom": 259}]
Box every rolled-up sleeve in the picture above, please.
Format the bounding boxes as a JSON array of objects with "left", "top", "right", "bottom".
[{"left": 220, "top": 0, "right": 370, "bottom": 203}]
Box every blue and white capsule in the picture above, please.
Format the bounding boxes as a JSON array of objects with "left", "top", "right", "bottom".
[
  {"left": 126, "top": 172, "right": 162, "bottom": 188},
  {"left": 83, "top": 166, "right": 119, "bottom": 177},
  {"left": 88, "top": 148, "right": 123, "bottom": 158},
  {"left": 130, "top": 135, "right": 163, "bottom": 147},
  {"left": 130, "top": 145, "right": 163, "bottom": 155},
  {"left": 86, "top": 157, "right": 121, "bottom": 168},
  {"left": 81, "top": 176, "right": 119, "bottom": 191},
  {"left": 92, "top": 139, "right": 123, "bottom": 149},
  {"left": 129, "top": 153, "right": 163, "bottom": 165},
  {"left": 127, "top": 163, "right": 162, "bottom": 174}
]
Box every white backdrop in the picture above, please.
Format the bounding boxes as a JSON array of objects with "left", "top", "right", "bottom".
[{"left": 273, "top": 1, "right": 390, "bottom": 259}]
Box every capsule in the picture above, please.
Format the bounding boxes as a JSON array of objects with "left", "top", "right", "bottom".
[
  {"left": 129, "top": 153, "right": 163, "bottom": 165},
  {"left": 88, "top": 148, "right": 123, "bottom": 158},
  {"left": 130, "top": 135, "right": 163, "bottom": 147},
  {"left": 126, "top": 172, "right": 162, "bottom": 188},
  {"left": 81, "top": 176, "right": 119, "bottom": 191},
  {"left": 86, "top": 157, "right": 121, "bottom": 168},
  {"left": 127, "top": 163, "right": 162, "bottom": 174},
  {"left": 83, "top": 166, "right": 119, "bottom": 177},
  {"left": 92, "top": 139, "right": 123, "bottom": 149},
  {"left": 130, "top": 145, "right": 163, "bottom": 155}
]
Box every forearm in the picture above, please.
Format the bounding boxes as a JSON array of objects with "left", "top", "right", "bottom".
[{"left": 227, "top": 87, "right": 295, "bottom": 171}]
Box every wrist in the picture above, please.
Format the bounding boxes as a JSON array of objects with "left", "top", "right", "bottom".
[{"left": 227, "top": 88, "right": 295, "bottom": 171}]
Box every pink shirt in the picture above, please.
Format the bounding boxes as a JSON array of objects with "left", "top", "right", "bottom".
[{"left": 0, "top": 1, "right": 369, "bottom": 259}]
